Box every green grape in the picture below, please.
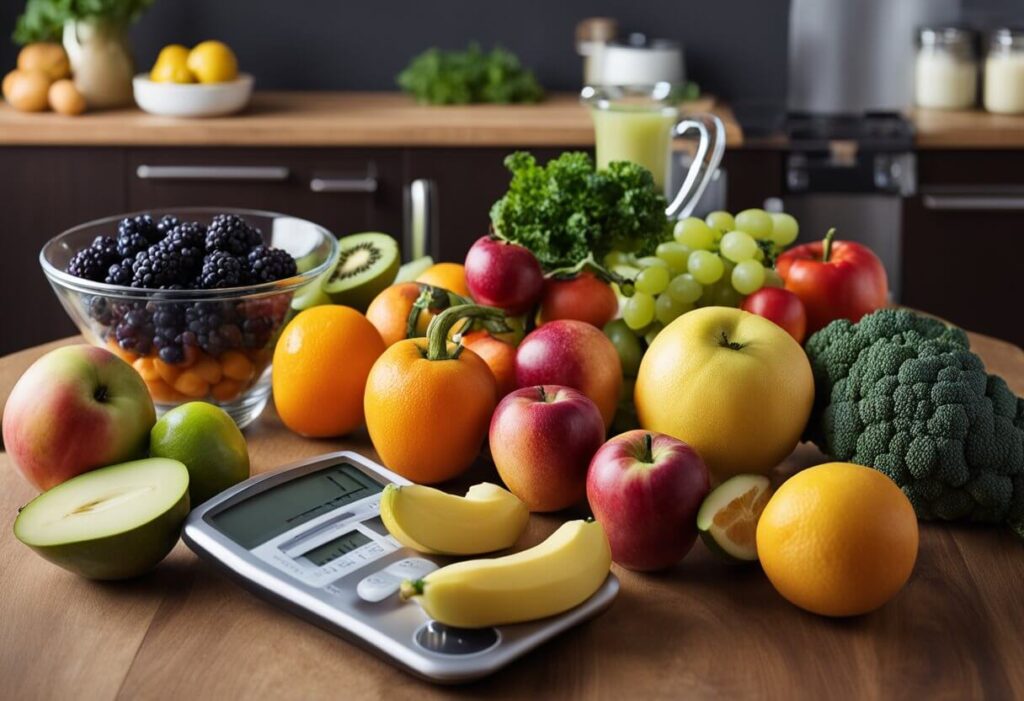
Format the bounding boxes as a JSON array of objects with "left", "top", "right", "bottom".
[
  {"left": 668, "top": 273, "right": 703, "bottom": 304},
  {"left": 644, "top": 322, "right": 664, "bottom": 346},
  {"left": 604, "top": 250, "right": 631, "bottom": 268},
  {"left": 769, "top": 212, "right": 799, "bottom": 246},
  {"left": 674, "top": 217, "right": 716, "bottom": 250},
  {"left": 754, "top": 247, "right": 765, "bottom": 261},
  {"left": 655, "top": 292, "right": 691, "bottom": 325},
  {"left": 636, "top": 256, "right": 670, "bottom": 270},
  {"left": 612, "top": 264, "right": 642, "bottom": 280},
  {"left": 713, "top": 283, "right": 746, "bottom": 308},
  {"left": 636, "top": 265, "right": 670, "bottom": 295},
  {"left": 603, "top": 319, "right": 644, "bottom": 378},
  {"left": 720, "top": 230, "right": 758, "bottom": 262},
  {"left": 735, "top": 209, "right": 773, "bottom": 239},
  {"left": 705, "top": 210, "right": 736, "bottom": 232},
  {"left": 763, "top": 267, "right": 785, "bottom": 288},
  {"left": 688, "top": 250, "right": 724, "bottom": 284},
  {"left": 623, "top": 292, "right": 656, "bottom": 330},
  {"left": 655, "top": 241, "right": 692, "bottom": 272},
  {"left": 731, "top": 260, "right": 766, "bottom": 295}
]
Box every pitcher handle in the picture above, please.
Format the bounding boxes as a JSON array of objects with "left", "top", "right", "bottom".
[{"left": 665, "top": 113, "right": 726, "bottom": 220}]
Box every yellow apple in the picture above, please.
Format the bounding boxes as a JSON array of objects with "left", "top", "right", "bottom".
[{"left": 634, "top": 306, "right": 813, "bottom": 480}]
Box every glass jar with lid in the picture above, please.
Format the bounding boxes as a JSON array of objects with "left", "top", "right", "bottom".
[
  {"left": 984, "top": 28, "right": 1024, "bottom": 114},
  {"left": 915, "top": 27, "right": 978, "bottom": 110}
]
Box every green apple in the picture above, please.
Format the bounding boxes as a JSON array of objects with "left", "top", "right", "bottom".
[
  {"left": 14, "top": 458, "right": 189, "bottom": 580},
  {"left": 149, "top": 402, "right": 250, "bottom": 506}
]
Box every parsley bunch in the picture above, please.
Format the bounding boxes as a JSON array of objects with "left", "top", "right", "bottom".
[{"left": 397, "top": 44, "right": 543, "bottom": 105}]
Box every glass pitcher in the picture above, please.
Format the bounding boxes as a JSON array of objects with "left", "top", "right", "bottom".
[{"left": 581, "top": 83, "right": 725, "bottom": 220}]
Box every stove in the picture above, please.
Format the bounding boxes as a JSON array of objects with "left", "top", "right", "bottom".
[{"left": 784, "top": 112, "right": 916, "bottom": 196}]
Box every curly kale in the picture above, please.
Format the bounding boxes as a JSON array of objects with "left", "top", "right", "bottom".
[
  {"left": 805, "top": 309, "right": 1024, "bottom": 537},
  {"left": 397, "top": 44, "right": 543, "bottom": 105},
  {"left": 489, "top": 151, "right": 672, "bottom": 269}
]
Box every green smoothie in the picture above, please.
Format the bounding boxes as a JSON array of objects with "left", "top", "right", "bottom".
[{"left": 590, "top": 106, "right": 677, "bottom": 190}]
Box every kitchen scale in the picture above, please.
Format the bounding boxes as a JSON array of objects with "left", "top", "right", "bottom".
[{"left": 182, "top": 451, "right": 619, "bottom": 684}]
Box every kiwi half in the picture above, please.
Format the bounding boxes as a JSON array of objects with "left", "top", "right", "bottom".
[{"left": 323, "top": 232, "right": 400, "bottom": 310}]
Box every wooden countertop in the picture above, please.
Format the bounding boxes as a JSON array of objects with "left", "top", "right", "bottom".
[
  {"left": 2, "top": 334, "right": 1023, "bottom": 699},
  {"left": 0, "top": 91, "right": 743, "bottom": 148},
  {"left": 912, "top": 107, "right": 1024, "bottom": 149}
]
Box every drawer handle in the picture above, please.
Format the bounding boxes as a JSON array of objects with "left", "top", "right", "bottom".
[
  {"left": 136, "top": 165, "right": 290, "bottom": 181},
  {"left": 923, "top": 194, "right": 1024, "bottom": 211},
  {"left": 309, "top": 176, "right": 378, "bottom": 194}
]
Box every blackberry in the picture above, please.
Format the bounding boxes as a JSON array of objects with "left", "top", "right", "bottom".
[
  {"left": 161, "top": 222, "right": 206, "bottom": 278},
  {"left": 151, "top": 303, "right": 187, "bottom": 364},
  {"left": 131, "top": 243, "right": 189, "bottom": 288},
  {"left": 116, "top": 230, "right": 150, "bottom": 259},
  {"left": 199, "top": 250, "right": 243, "bottom": 289},
  {"left": 183, "top": 302, "right": 244, "bottom": 356},
  {"left": 104, "top": 257, "right": 135, "bottom": 286},
  {"left": 247, "top": 246, "right": 297, "bottom": 283},
  {"left": 156, "top": 214, "right": 180, "bottom": 238},
  {"left": 117, "top": 214, "right": 160, "bottom": 246},
  {"left": 91, "top": 235, "right": 119, "bottom": 261},
  {"left": 205, "top": 214, "right": 262, "bottom": 256},
  {"left": 87, "top": 296, "right": 114, "bottom": 325},
  {"left": 113, "top": 304, "right": 154, "bottom": 355},
  {"left": 66, "top": 247, "right": 112, "bottom": 281}
]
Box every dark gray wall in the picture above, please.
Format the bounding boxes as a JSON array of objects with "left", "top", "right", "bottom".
[{"left": 3, "top": 0, "right": 1023, "bottom": 103}]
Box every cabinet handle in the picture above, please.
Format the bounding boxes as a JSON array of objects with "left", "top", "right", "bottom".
[
  {"left": 136, "top": 165, "right": 290, "bottom": 181},
  {"left": 309, "top": 176, "right": 378, "bottom": 194},
  {"left": 923, "top": 194, "right": 1024, "bottom": 211}
]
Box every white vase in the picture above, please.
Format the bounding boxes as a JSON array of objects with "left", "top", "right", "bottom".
[{"left": 62, "top": 19, "right": 135, "bottom": 109}]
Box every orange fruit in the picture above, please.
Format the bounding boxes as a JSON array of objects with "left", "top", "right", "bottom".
[
  {"left": 272, "top": 305, "right": 385, "bottom": 437},
  {"left": 365, "top": 282, "right": 436, "bottom": 347},
  {"left": 461, "top": 330, "right": 517, "bottom": 398},
  {"left": 756, "top": 463, "right": 919, "bottom": 617},
  {"left": 538, "top": 273, "right": 618, "bottom": 328},
  {"left": 364, "top": 339, "right": 496, "bottom": 484},
  {"left": 416, "top": 262, "right": 470, "bottom": 298}
]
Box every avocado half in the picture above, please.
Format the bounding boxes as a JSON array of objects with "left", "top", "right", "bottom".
[{"left": 14, "top": 458, "right": 190, "bottom": 580}]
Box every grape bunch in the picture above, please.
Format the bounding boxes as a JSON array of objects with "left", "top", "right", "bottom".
[{"left": 604, "top": 208, "right": 799, "bottom": 341}]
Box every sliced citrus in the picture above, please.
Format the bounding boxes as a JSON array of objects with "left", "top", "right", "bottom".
[{"left": 697, "top": 474, "right": 773, "bottom": 562}]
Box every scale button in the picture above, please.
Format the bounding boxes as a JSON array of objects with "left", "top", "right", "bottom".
[
  {"left": 384, "top": 558, "right": 437, "bottom": 578},
  {"left": 414, "top": 622, "right": 500, "bottom": 656},
  {"left": 356, "top": 572, "right": 403, "bottom": 603}
]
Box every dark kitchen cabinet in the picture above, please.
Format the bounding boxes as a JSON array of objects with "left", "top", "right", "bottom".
[
  {"left": 0, "top": 147, "right": 128, "bottom": 356},
  {"left": 127, "top": 148, "right": 404, "bottom": 238},
  {"left": 902, "top": 151, "right": 1024, "bottom": 348}
]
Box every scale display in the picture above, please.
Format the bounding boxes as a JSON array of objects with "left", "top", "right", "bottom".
[
  {"left": 210, "top": 463, "right": 382, "bottom": 549},
  {"left": 303, "top": 530, "right": 373, "bottom": 566}
]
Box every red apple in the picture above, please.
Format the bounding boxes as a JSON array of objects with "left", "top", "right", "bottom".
[
  {"left": 2, "top": 344, "right": 156, "bottom": 490},
  {"left": 586, "top": 430, "right": 710, "bottom": 571},
  {"left": 515, "top": 320, "right": 622, "bottom": 428},
  {"left": 490, "top": 385, "right": 606, "bottom": 512},
  {"left": 464, "top": 235, "right": 544, "bottom": 314},
  {"left": 741, "top": 287, "right": 808, "bottom": 343}
]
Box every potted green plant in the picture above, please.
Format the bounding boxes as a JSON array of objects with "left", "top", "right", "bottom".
[{"left": 13, "top": 0, "right": 154, "bottom": 108}]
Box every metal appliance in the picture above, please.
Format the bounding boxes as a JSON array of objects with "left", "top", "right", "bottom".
[{"left": 783, "top": 0, "right": 961, "bottom": 300}]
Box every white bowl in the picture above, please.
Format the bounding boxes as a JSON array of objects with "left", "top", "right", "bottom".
[{"left": 133, "top": 73, "right": 254, "bottom": 117}]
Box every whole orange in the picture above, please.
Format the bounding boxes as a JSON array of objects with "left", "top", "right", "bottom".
[
  {"left": 364, "top": 339, "right": 496, "bottom": 484},
  {"left": 272, "top": 305, "right": 385, "bottom": 437},
  {"left": 416, "top": 262, "right": 470, "bottom": 298},
  {"left": 756, "top": 463, "right": 919, "bottom": 617},
  {"left": 461, "top": 330, "right": 517, "bottom": 398},
  {"left": 365, "top": 283, "right": 435, "bottom": 347}
]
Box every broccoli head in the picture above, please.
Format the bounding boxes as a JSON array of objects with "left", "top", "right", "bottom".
[{"left": 805, "top": 309, "right": 1024, "bottom": 537}]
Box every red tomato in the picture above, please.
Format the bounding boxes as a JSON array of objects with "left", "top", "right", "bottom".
[
  {"left": 741, "top": 287, "right": 808, "bottom": 344},
  {"left": 538, "top": 273, "right": 618, "bottom": 328},
  {"left": 775, "top": 229, "right": 888, "bottom": 334}
]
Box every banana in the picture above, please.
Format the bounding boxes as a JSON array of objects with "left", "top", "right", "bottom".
[
  {"left": 379, "top": 482, "right": 529, "bottom": 555},
  {"left": 399, "top": 519, "right": 612, "bottom": 628}
]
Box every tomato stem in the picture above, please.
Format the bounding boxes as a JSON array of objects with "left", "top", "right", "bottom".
[
  {"left": 425, "top": 304, "right": 506, "bottom": 361},
  {"left": 822, "top": 228, "right": 837, "bottom": 263}
]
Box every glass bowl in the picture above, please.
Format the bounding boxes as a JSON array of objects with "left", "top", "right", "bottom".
[{"left": 40, "top": 207, "right": 338, "bottom": 428}]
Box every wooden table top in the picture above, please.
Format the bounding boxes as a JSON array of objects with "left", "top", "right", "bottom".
[
  {"left": 2, "top": 333, "right": 1023, "bottom": 700},
  {"left": 0, "top": 91, "right": 743, "bottom": 149},
  {"left": 911, "top": 106, "right": 1024, "bottom": 149}
]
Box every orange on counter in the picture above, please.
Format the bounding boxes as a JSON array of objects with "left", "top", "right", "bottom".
[
  {"left": 538, "top": 273, "right": 618, "bottom": 328},
  {"left": 416, "top": 262, "right": 470, "bottom": 298},
  {"left": 364, "top": 305, "right": 499, "bottom": 484},
  {"left": 756, "top": 463, "right": 919, "bottom": 617},
  {"left": 461, "top": 330, "right": 517, "bottom": 398},
  {"left": 365, "top": 282, "right": 436, "bottom": 347},
  {"left": 273, "top": 305, "right": 385, "bottom": 437}
]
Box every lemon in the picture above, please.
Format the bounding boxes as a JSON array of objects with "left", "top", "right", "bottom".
[
  {"left": 186, "top": 41, "right": 239, "bottom": 84},
  {"left": 150, "top": 44, "right": 195, "bottom": 84}
]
